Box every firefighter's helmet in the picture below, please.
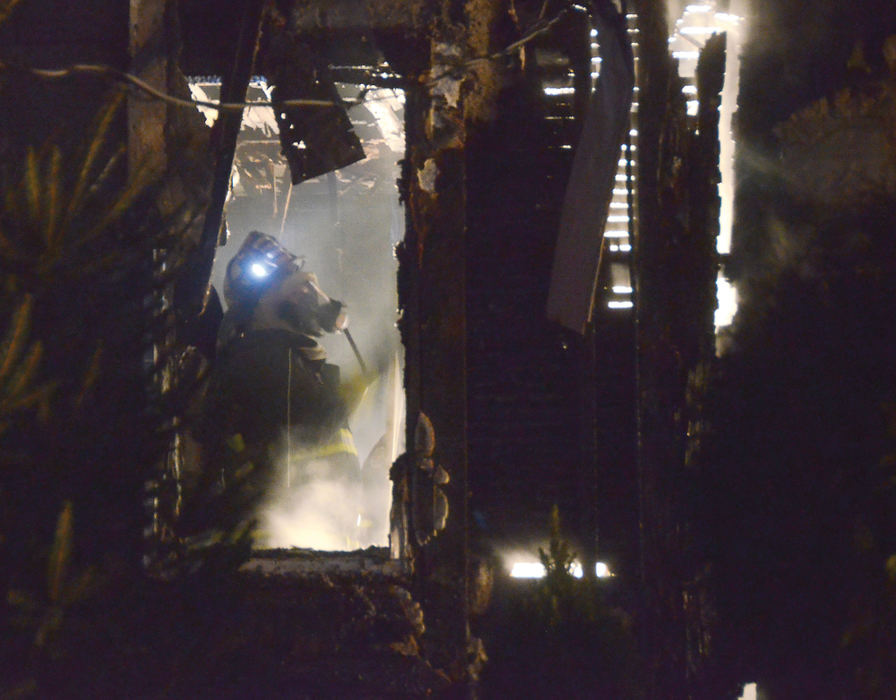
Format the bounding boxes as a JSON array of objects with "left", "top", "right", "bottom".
[{"left": 223, "top": 231, "right": 304, "bottom": 309}]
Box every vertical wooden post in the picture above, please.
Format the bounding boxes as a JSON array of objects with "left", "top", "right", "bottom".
[
  {"left": 396, "top": 14, "right": 471, "bottom": 679},
  {"left": 181, "top": 0, "right": 266, "bottom": 317}
]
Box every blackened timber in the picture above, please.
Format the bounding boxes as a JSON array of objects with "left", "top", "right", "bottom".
[
  {"left": 579, "top": 320, "right": 599, "bottom": 580},
  {"left": 684, "top": 33, "right": 726, "bottom": 692},
  {"left": 691, "top": 33, "right": 725, "bottom": 361},
  {"left": 631, "top": 2, "right": 687, "bottom": 698},
  {"left": 632, "top": 5, "right": 729, "bottom": 698},
  {"left": 395, "top": 86, "right": 424, "bottom": 566},
  {"left": 260, "top": 34, "right": 365, "bottom": 184},
  {"left": 177, "top": 0, "right": 265, "bottom": 318},
  {"left": 397, "top": 74, "right": 470, "bottom": 673},
  {"left": 285, "top": 0, "right": 428, "bottom": 33}
]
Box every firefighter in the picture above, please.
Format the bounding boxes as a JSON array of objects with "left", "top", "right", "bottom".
[{"left": 182, "top": 231, "right": 362, "bottom": 548}]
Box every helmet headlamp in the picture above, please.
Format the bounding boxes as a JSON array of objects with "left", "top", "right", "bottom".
[
  {"left": 223, "top": 231, "right": 305, "bottom": 308},
  {"left": 249, "top": 261, "right": 272, "bottom": 279}
]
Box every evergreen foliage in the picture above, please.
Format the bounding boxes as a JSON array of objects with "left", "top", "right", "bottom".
[
  {"left": 481, "top": 506, "right": 642, "bottom": 698},
  {"left": 0, "top": 91, "right": 209, "bottom": 695}
]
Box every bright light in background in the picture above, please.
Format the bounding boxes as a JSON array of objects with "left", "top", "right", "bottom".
[
  {"left": 188, "top": 79, "right": 279, "bottom": 133},
  {"left": 715, "top": 274, "right": 738, "bottom": 329},
  {"left": 667, "top": 0, "right": 746, "bottom": 256},
  {"left": 360, "top": 88, "right": 405, "bottom": 154},
  {"left": 509, "top": 560, "right": 614, "bottom": 579},
  {"left": 738, "top": 682, "right": 758, "bottom": 700},
  {"left": 666, "top": 0, "right": 748, "bottom": 339},
  {"left": 510, "top": 562, "right": 548, "bottom": 579}
]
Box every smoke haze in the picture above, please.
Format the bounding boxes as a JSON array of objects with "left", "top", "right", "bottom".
[{"left": 210, "top": 86, "right": 406, "bottom": 550}]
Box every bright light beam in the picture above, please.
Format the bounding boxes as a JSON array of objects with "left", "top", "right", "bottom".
[
  {"left": 738, "top": 683, "right": 758, "bottom": 700},
  {"left": 509, "top": 560, "right": 613, "bottom": 579},
  {"left": 510, "top": 562, "right": 546, "bottom": 578}
]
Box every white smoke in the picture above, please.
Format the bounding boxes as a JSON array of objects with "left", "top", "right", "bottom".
[
  {"left": 206, "top": 85, "right": 407, "bottom": 551},
  {"left": 257, "top": 468, "right": 362, "bottom": 551},
  {"left": 253, "top": 354, "right": 404, "bottom": 551}
]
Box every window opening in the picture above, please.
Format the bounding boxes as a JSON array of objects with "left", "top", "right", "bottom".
[{"left": 190, "top": 78, "right": 405, "bottom": 552}]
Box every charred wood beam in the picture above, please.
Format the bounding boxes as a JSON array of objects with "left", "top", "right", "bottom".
[
  {"left": 632, "top": 2, "right": 685, "bottom": 698},
  {"left": 681, "top": 34, "right": 726, "bottom": 695},
  {"left": 632, "top": 6, "right": 729, "bottom": 699},
  {"left": 175, "top": 0, "right": 266, "bottom": 319},
  {"left": 691, "top": 34, "right": 725, "bottom": 361},
  {"left": 284, "top": 0, "right": 429, "bottom": 34},
  {"left": 281, "top": 0, "right": 432, "bottom": 81},
  {"left": 259, "top": 32, "right": 365, "bottom": 185},
  {"left": 393, "top": 12, "right": 475, "bottom": 674}
]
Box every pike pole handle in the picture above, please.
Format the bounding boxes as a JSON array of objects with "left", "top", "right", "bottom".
[{"left": 343, "top": 328, "right": 368, "bottom": 376}]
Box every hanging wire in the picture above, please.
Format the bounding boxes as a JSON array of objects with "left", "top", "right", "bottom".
[
  {"left": 0, "top": 59, "right": 336, "bottom": 111},
  {"left": 0, "top": 4, "right": 578, "bottom": 112},
  {"left": 427, "top": 5, "right": 574, "bottom": 85}
]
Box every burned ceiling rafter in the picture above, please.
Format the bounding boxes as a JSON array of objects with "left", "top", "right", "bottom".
[
  {"left": 181, "top": 0, "right": 415, "bottom": 189},
  {"left": 283, "top": 0, "right": 430, "bottom": 34},
  {"left": 180, "top": 0, "right": 430, "bottom": 81},
  {"left": 174, "top": 0, "right": 267, "bottom": 322},
  {"left": 259, "top": 26, "right": 366, "bottom": 185}
]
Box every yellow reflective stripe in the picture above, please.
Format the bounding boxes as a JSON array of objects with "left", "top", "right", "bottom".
[
  {"left": 226, "top": 433, "right": 246, "bottom": 453},
  {"left": 290, "top": 428, "right": 357, "bottom": 460}
]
